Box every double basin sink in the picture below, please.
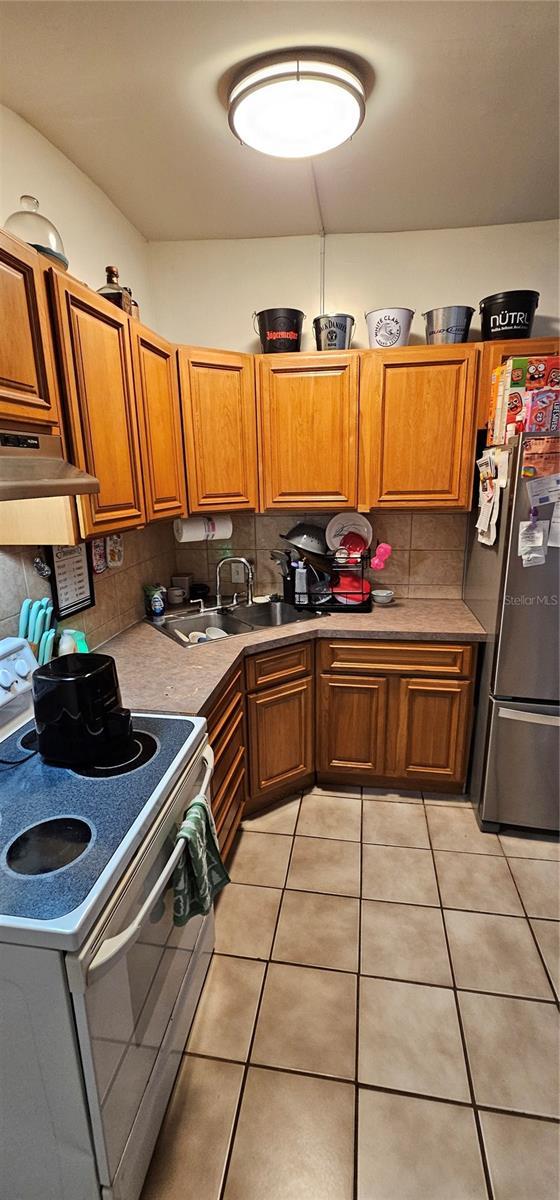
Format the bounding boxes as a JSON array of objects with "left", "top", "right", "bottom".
[{"left": 153, "top": 600, "right": 317, "bottom": 648}]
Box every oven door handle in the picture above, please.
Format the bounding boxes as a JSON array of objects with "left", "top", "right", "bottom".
[{"left": 86, "top": 746, "right": 214, "bottom": 987}]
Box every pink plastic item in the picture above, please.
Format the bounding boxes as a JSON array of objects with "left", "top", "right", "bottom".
[{"left": 370, "top": 542, "right": 393, "bottom": 571}]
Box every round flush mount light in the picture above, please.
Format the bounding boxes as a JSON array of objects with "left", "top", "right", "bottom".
[{"left": 228, "top": 53, "right": 366, "bottom": 158}]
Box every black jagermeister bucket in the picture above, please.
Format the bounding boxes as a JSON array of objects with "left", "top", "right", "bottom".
[{"left": 253, "top": 308, "right": 305, "bottom": 353}]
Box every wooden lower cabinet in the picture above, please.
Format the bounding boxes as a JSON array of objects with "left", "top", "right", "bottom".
[
  {"left": 316, "top": 640, "right": 475, "bottom": 792},
  {"left": 316, "top": 674, "right": 388, "bottom": 775},
  {"left": 204, "top": 669, "right": 246, "bottom": 859},
  {"left": 396, "top": 677, "right": 472, "bottom": 786},
  {"left": 246, "top": 674, "right": 314, "bottom": 808}
]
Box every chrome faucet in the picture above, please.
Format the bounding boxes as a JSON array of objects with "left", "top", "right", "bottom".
[{"left": 216, "top": 557, "right": 254, "bottom": 609}]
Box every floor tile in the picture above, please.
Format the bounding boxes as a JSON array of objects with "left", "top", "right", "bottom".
[
  {"left": 499, "top": 830, "right": 560, "bottom": 861},
  {"left": 363, "top": 785, "right": 421, "bottom": 803},
  {"left": 481, "top": 1110, "right": 559, "bottom": 1200},
  {"left": 242, "top": 795, "right": 301, "bottom": 835},
  {"left": 459, "top": 991, "right": 560, "bottom": 1117},
  {"left": 423, "top": 791, "right": 473, "bottom": 805},
  {"left": 214, "top": 883, "right": 282, "bottom": 958},
  {"left": 358, "top": 1090, "right": 487, "bottom": 1200},
  {"left": 361, "top": 900, "right": 452, "bottom": 986},
  {"left": 296, "top": 791, "right": 362, "bottom": 841},
  {"left": 426, "top": 805, "right": 502, "bottom": 855},
  {"left": 434, "top": 850, "right": 524, "bottom": 915},
  {"left": 227, "top": 830, "right": 292, "bottom": 888},
  {"left": 362, "top": 843, "right": 439, "bottom": 906},
  {"left": 507, "top": 857, "right": 560, "bottom": 919},
  {"left": 531, "top": 918, "right": 560, "bottom": 998},
  {"left": 362, "top": 799, "right": 430, "bottom": 848},
  {"left": 444, "top": 910, "right": 552, "bottom": 998},
  {"left": 306, "top": 783, "right": 361, "bottom": 798},
  {"left": 251, "top": 962, "right": 356, "bottom": 1079},
  {"left": 223, "top": 1067, "right": 354, "bottom": 1200},
  {"left": 272, "top": 889, "right": 359, "bottom": 972},
  {"left": 287, "top": 835, "right": 361, "bottom": 896},
  {"left": 358, "top": 976, "right": 469, "bottom": 1101},
  {"left": 187, "top": 955, "right": 265, "bottom": 1061},
  {"left": 141, "top": 1056, "right": 243, "bottom": 1200}
]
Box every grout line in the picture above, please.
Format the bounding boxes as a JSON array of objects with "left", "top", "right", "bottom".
[
  {"left": 423, "top": 794, "right": 495, "bottom": 1200},
  {"left": 184, "top": 1051, "right": 560, "bottom": 1125},
  {"left": 353, "top": 787, "right": 364, "bottom": 1200},
  {"left": 217, "top": 825, "right": 299, "bottom": 1200},
  {"left": 500, "top": 853, "right": 560, "bottom": 1011},
  {"left": 208, "top": 948, "right": 558, "bottom": 1003}
]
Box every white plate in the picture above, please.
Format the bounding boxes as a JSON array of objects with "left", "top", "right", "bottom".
[{"left": 325, "top": 512, "right": 373, "bottom": 551}]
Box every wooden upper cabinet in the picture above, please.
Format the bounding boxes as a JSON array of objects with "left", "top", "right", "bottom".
[
  {"left": 0, "top": 230, "right": 60, "bottom": 427},
  {"left": 49, "top": 271, "right": 145, "bottom": 537},
  {"left": 476, "top": 335, "right": 560, "bottom": 429},
  {"left": 179, "top": 347, "right": 258, "bottom": 511},
  {"left": 359, "top": 345, "right": 479, "bottom": 510},
  {"left": 257, "top": 352, "right": 359, "bottom": 509},
  {"left": 131, "top": 325, "right": 187, "bottom": 522}
]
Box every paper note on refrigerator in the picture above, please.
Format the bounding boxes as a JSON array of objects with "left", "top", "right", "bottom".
[
  {"left": 549, "top": 502, "right": 560, "bottom": 548},
  {"left": 525, "top": 473, "right": 560, "bottom": 506}
]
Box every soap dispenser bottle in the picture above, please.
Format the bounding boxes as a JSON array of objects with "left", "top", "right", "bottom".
[{"left": 294, "top": 561, "right": 308, "bottom": 605}]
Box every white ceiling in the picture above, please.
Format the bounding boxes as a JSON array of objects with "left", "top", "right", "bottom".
[{"left": 0, "top": 0, "right": 558, "bottom": 241}]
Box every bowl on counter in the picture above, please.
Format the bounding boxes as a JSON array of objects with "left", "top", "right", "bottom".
[{"left": 372, "top": 588, "right": 395, "bottom": 605}]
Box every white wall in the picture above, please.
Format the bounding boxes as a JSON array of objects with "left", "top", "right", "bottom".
[
  {"left": 0, "top": 106, "right": 153, "bottom": 324},
  {"left": 149, "top": 220, "right": 560, "bottom": 351}
]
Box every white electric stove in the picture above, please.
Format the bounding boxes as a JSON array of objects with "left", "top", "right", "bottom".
[{"left": 0, "top": 637, "right": 214, "bottom": 1200}]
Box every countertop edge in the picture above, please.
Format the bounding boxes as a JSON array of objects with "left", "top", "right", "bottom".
[{"left": 100, "top": 601, "right": 486, "bottom": 718}]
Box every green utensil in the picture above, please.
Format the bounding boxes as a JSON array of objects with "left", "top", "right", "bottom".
[
  {"left": 27, "top": 600, "right": 42, "bottom": 644},
  {"left": 18, "top": 598, "right": 32, "bottom": 639},
  {"left": 42, "top": 629, "right": 55, "bottom": 664}
]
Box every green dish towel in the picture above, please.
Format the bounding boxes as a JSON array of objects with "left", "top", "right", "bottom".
[{"left": 173, "top": 796, "right": 230, "bottom": 925}]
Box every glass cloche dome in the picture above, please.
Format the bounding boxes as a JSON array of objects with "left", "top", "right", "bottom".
[{"left": 4, "top": 195, "right": 69, "bottom": 269}]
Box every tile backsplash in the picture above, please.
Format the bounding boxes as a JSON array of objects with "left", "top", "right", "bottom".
[
  {"left": 0, "top": 523, "right": 175, "bottom": 649},
  {"left": 175, "top": 511, "right": 469, "bottom": 600},
  {"left": 0, "top": 511, "right": 468, "bottom": 654}
]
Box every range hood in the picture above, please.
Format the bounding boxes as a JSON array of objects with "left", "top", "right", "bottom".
[{"left": 0, "top": 429, "right": 99, "bottom": 500}]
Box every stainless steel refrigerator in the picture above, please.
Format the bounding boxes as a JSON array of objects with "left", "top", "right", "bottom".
[{"left": 465, "top": 431, "right": 559, "bottom": 832}]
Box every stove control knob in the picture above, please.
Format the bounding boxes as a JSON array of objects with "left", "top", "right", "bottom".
[
  {"left": 14, "top": 658, "right": 30, "bottom": 679},
  {"left": 0, "top": 668, "right": 13, "bottom": 690}
]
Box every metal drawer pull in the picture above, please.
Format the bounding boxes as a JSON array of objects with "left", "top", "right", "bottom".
[
  {"left": 87, "top": 747, "right": 214, "bottom": 985},
  {"left": 498, "top": 708, "right": 560, "bottom": 728}
]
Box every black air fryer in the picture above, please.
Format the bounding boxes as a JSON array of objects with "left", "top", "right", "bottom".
[{"left": 32, "top": 653, "right": 133, "bottom": 767}]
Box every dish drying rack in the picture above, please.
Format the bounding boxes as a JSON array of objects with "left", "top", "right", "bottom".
[{"left": 287, "top": 553, "right": 373, "bottom": 613}]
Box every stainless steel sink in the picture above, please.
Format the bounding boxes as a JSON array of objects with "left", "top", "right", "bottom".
[
  {"left": 226, "top": 600, "right": 317, "bottom": 628},
  {"left": 151, "top": 610, "right": 254, "bottom": 647},
  {"left": 149, "top": 599, "right": 317, "bottom": 648}
]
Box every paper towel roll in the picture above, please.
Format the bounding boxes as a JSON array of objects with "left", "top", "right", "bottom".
[{"left": 173, "top": 516, "right": 233, "bottom": 543}]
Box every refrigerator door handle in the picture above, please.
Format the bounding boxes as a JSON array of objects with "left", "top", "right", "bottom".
[{"left": 497, "top": 707, "right": 560, "bottom": 727}]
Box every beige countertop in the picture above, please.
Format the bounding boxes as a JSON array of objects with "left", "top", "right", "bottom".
[{"left": 102, "top": 600, "right": 485, "bottom": 717}]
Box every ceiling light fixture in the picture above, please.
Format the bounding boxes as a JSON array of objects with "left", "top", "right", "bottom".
[{"left": 228, "top": 53, "right": 366, "bottom": 158}]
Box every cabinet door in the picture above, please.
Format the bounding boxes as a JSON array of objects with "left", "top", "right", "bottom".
[
  {"left": 477, "top": 336, "right": 560, "bottom": 429},
  {"left": 316, "top": 673, "right": 387, "bottom": 777},
  {"left": 247, "top": 675, "right": 314, "bottom": 804},
  {"left": 257, "top": 353, "right": 359, "bottom": 509},
  {"left": 395, "top": 677, "right": 472, "bottom": 785},
  {"left": 179, "top": 348, "right": 258, "bottom": 511},
  {"left": 359, "top": 346, "right": 478, "bottom": 509},
  {"left": 0, "top": 230, "right": 60, "bottom": 426},
  {"left": 50, "top": 272, "right": 145, "bottom": 537},
  {"left": 131, "top": 325, "right": 187, "bottom": 522}
]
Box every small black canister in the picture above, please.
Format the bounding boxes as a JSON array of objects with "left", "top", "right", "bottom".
[{"left": 32, "top": 653, "right": 133, "bottom": 766}]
